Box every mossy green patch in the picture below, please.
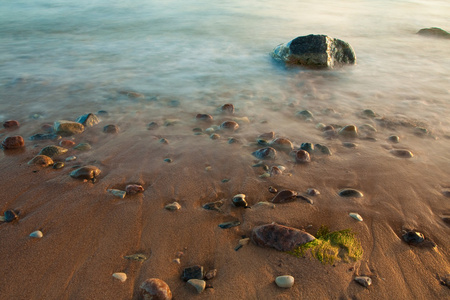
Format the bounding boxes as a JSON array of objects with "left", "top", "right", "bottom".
[{"left": 288, "top": 225, "right": 363, "bottom": 264}]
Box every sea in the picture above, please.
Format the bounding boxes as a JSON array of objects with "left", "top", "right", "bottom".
[{"left": 0, "top": 0, "right": 449, "bottom": 133}]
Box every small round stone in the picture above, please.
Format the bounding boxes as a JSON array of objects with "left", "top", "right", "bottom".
[
  {"left": 300, "top": 142, "right": 314, "bottom": 154},
  {"left": 59, "top": 140, "right": 76, "bottom": 147},
  {"left": 126, "top": 184, "right": 144, "bottom": 195},
  {"left": 361, "top": 109, "right": 376, "bottom": 118},
  {"left": 270, "top": 166, "right": 282, "bottom": 176},
  {"left": 30, "top": 230, "right": 43, "bottom": 238},
  {"left": 97, "top": 110, "right": 108, "bottom": 116},
  {"left": 221, "top": 103, "right": 234, "bottom": 114},
  {"left": 112, "top": 272, "right": 127, "bottom": 283},
  {"left": 390, "top": 149, "right": 413, "bottom": 158},
  {"left": 294, "top": 150, "right": 311, "bottom": 164},
  {"left": 220, "top": 121, "right": 239, "bottom": 131},
  {"left": 3, "top": 120, "right": 20, "bottom": 128},
  {"left": 268, "top": 186, "right": 278, "bottom": 193},
  {"left": 232, "top": 194, "right": 249, "bottom": 208},
  {"left": 140, "top": 278, "right": 172, "bottom": 300},
  {"left": 296, "top": 110, "right": 313, "bottom": 120},
  {"left": 2, "top": 136, "right": 25, "bottom": 149},
  {"left": 270, "top": 138, "right": 293, "bottom": 151},
  {"left": 65, "top": 155, "right": 77, "bottom": 162},
  {"left": 205, "top": 269, "right": 217, "bottom": 280},
  {"left": 252, "top": 147, "right": 277, "bottom": 160},
  {"left": 70, "top": 165, "right": 101, "bottom": 180},
  {"left": 275, "top": 275, "right": 294, "bottom": 288},
  {"left": 52, "top": 162, "right": 65, "bottom": 169},
  {"left": 388, "top": 135, "right": 400, "bottom": 143},
  {"left": 306, "top": 188, "right": 320, "bottom": 196},
  {"left": 28, "top": 155, "right": 54, "bottom": 167},
  {"left": 228, "top": 137, "right": 239, "bottom": 144},
  {"left": 339, "top": 125, "right": 358, "bottom": 138},
  {"left": 259, "top": 131, "right": 275, "bottom": 140},
  {"left": 38, "top": 145, "right": 68, "bottom": 158},
  {"left": 339, "top": 189, "right": 363, "bottom": 198},
  {"left": 187, "top": 279, "right": 206, "bottom": 294},
  {"left": 196, "top": 114, "right": 213, "bottom": 121},
  {"left": 75, "top": 113, "right": 99, "bottom": 127},
  {"left": 342, "top": 142, "right": 357, "bottom": 148},
  {"left": 164, "top": 158, "right": 172, "bottom": 163},
  {"left": 349, "top": 213, "right": 363, "bottom": 221},
  {"left": 402, "top": 231, "right": 425, "bottom": 245},
  {"left": 210, "top": 133, "right": 220, "bottom": 140},
  {"left": 147, "top": 122, "right": 159, "bottom": 130},
  {"left": 74, "top": 143, "right": 91, "bottom": 151},
  {"left": 103, "top": 124, "right": 119, "bottom": 134},
  {"left": 354, "top": 276, "right": 372, "bottom": 287},
  {"left": 4, "top": 210, "right": 18, "bottom": 222}
]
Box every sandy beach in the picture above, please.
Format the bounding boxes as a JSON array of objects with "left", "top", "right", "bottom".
[{"left": 0, "top": 100, "right": 449, "bottom": 299}]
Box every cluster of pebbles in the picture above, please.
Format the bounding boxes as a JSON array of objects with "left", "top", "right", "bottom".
[{"left": 0, "top": 102, "right": 445, "bottom": 298}]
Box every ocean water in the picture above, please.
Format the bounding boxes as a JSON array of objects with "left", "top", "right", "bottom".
[{"left": 0, "top": 0, "right": 449, "bottom": 132}]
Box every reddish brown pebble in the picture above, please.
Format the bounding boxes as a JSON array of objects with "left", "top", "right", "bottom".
[
  {"left": 196, "top": 114, "right": 213, "bottom": 121},
  {"left": 3, "top": 120, "right": 19, "bottom": 128},
  {"left": 221, "top": 103, "right": 234, "bottom": 114},
  {"left": 60, "top": 140, "right": 76, "bottom": 147},
  {"left": 140, "top": 278, "right": 172, "bottom": 300},
  {"left": 2, "top": 136, "right": 25, "bottom": 149},
  {"left": 220, "top": 121, "right": 239, "bottom": 131},
  {"left": 294, "top": 150, "right": 311, "bottom": 163},
  {"left": 125, "top": 184, "right": 144, "bottom": 195}
]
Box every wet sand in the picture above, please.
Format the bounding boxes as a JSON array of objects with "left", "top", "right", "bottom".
[{"left": 0, "top": 100, "right": 449, "bottom": 300}]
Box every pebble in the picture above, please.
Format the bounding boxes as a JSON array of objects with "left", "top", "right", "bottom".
[
  {"left": 65, "top": 155, "right": 77, "bottom": 162},
  {"left": 188, "top": 279, "right": 206, "bottom": 294},
  {"left": 349, "top": 212, "right": 363, "bottom": 221},
  {"left": 112, "top": 272, "right": 127, "bottom": 283},
  {"left": 28, "top": 155, "right": 54, "bottom": 167},
  {"left": 342, "top": 142, "right": 357, "bottom": 148},
  {"left": 159, "top": 138, "right": 169, "bottom": 144},
  {"left": 140, "top": 278, "right": 172, "bottom": 300},
  {"left": 316, "top": 123, "right": 326, "bottom": 130},
  {"left": 296, "top": 110, "right": 313, "bottom": 120},
  {"left": 52, "top": 162, "right": 65, "bottom": 170},
  {"left": 228, "top": 137, "right": 238, "bottom": 144},
  {"left": 74, "top": 143, "right": 91, "bottom": 151},
  {"left": 390, "top": 149, "right": 413, "bottom": 158},
  {"left": 205, "top": 269, "right": 217, "bottom": 280},
  {"left": 202, "top": 200, "right": 224, "bottom": 211},
  {"left": 147, "top": 121, "right": 159, "bottom": 130},
  {"left": 271, "top": 190, "right": 297, "bottom": 203},
  {"left": 252, "top": 147, "right": 277, "bottom": 160},
  {"left": 107, "top": 189, "right": 126, "bottom": 198},
  {"left": 294, "top": 150, "right": 311, "bottom": 163},
  {"left": 297, "top": 194, "right": 314, "bottom": 205},
  {"left": 257, "top": 139, "right": 269, "bottom": 146},
  {"left": 3, "top": 120, "right": 20, "bottom": 128},
  {"left": 192, "top": 127, "right": 202, "bottom": 133},
  {"left": 300, "top": 142, "right": 314, "bottom": 154},
  {"left": 315, "top": 144, "right": 332, "bottom": 155},
  {"left": 270, "top": 138, "right": 294, "bottom": 152},
  {"left": 339, "top": 125, "right": 358, "bottom": 138},
  {"left": 165, "top": 202, "right": 181, "bottom": 211},
  {"left": 41, "top": 124, "right": 54, "bottom": 132},
  {"left": 268, "top": 186, "right": 278, "bottom": 193},
  {"left": 164, "top": 119, "right": 181, "bottom": 126},
  {"left": 388, "top": 135, "right": 400, "bottom": 143},
  {"left": 70, "top": 165, "right": 101, "bottom": 180},
  {"left": 360, "top": 124, "right": 377, "bottom": 132},
  {"left": 164, "top": 158, "right": 172, "bottom": 163},
  {"left": 232, "top": 194, "right": 249, "bottom": 208},
  {"left": 220, "top": 103, "right": 234, "bottom": 114},
  {"left": 125, "top": 184, "right": 144, "bottom": 195},
  {"left": 361, "top": 109, "right": 376, "bottom": 118},
  {"left": 354, "top": 276, "right": 372, "bottom": 287},
  {"left": 97, "top": 110, "right": 108, "bottom": 116},
  {"left": 259, "top": 131, "right": 275, "bottom": 139},
  {"left": 182, "top": 265, "right": 204, "bottom": 281},
  {"left": 306, "top": 188, "right": 320, "bottom": 196},
  {"left": 124, "top": 253, "right": 148, "bottom": 261},
  {"left": 259, "top": 172, "right": 270, "bottom": 178},
  {"left": 54, "top": 120, "right": 85, "bottom": 136},
  {"left": 38, "top": 145, "right": 68, "bottom": 158},
  {"left": 339, "top": 189, "right": 364, "bottom": 198},
  {"left": 4, "top": 210, "right": 18, "bottom": 222},
  {"left": 210, "top": 133, "right": 220, "bottom": 140},
  {"left": 75, "top": 113, "right": 99, "bottom": 127},
  {"left": 29, "top": 230, "right": 43, "bottom": 238},
  {"left": 2, "top": 136, "right": 25, "bottom": 149},
  {"left": 173, "top": 258, "right": 181, "bottom": 264},
  {"left": 270, "top": 166, "right": 282, "bottom": 176},
  {"left": 251, "top": 223, "right": 316, "bottom": 251},
  {"left": 29, "top": 133, "right": 61, "bottom": 141},
  {"left": 205, "top": 127, "right": 215, "bottom": 134},
  {"left": 275, "top": 275, "right": 295, "bottom": 288},
  {"left": 220, "top": 121, "right": 239, "bottom": 131},
  {"left": 218, "top": 220, "right": 241, "bottom": 229},
  {"left": 254, "top": 201, "right": 276, "bottom": 208},
  {"left": 196, "top": 114, "right": 213, "bottom": 121},
  {"left": 103, "top": 124, "right": 119, "bottom": 133},
  {"left": 402, "top": 231, "right": 425, "bottom": 245}
]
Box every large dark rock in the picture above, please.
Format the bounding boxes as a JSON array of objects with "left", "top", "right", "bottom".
[
  {"left": 252, "top": 223, "right": 315, "bottom": 251},
  {"left": 271, "top": 34, "right": 356, "bottom": 69},
  {"left": 417, "top": 27, "right": 450, "bottom": 39}
]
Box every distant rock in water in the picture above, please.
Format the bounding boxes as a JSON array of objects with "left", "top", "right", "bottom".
[
  {"left": 417, "top": 27, "right": 450, "bottom": 39},
  {"left": 271, "top": 34, "right": 356, "bottom": 69}
]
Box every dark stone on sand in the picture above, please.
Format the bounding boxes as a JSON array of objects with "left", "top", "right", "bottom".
[
  {"left": 3, "top": 120, "right": 19, "bottom": 128},
  {"left": 28, "top": 155, "right": 54, "bottom": 167},
  {"left": 252, "top": 147, "right": 277, "bottom": 160},
  {"left": 147, "top": 122, "right": 159, "bottom": 130},
  {"left": 70, "top": 165, "right": 101, "bottom": 180},
  {"left": 417, "top": 27, "right": 450, "bottom": 39},
  {"left": 221, "top": 103, "right": 234, "bottom": 114},
  {"left": 103, "top": 124, "right": 119, "bottom": 134},
  {"left": 294, "top": 150, "right": 311, "bottom": 163},
  {"left": 271, "top": 34, "right": 356, "bottom": 69},
  {"left": 388, "top": 135, "right": 400, "bottom": 143},
  {"left": 182, "top": 265, "right": 204, "bottom": 282},
  {"left": 218, "top": 220, "right": 241, "bottom": 229},
  {"left": 251, "top": 223, "right": 316, "bottom": 251},
  {"left": 196, "top": 114, "right": 213, "bottom": 121},
  {"left": 126, "top": 184, "right": 144, "bottom": 195},
  {"left": 338, "top": 188, "right": 363, "bottom": 198},
  {"left": 38, "top": 145, "right": 68, "bottom": 158},
  {"left": 442, "top": 190, "right": 450, "bottom": 197},
  {"left": 442, "top": 217, "right": 450, "bottom": 225},
  {"left": 53, "top": 162, "right": 65, "bottom": 169},
  {"left": 97, "top": 110, "right": 108, "bottom": 116},
  {"left": 269, "top": 186, "right": 278, "bottom": 193},
  {"left": 390, "top": 149, "right": 413, "bottom": 158},
  {"left": 140, "top": 278, "right": 172, "bottom": 300},
  {"left": 4, "top": 209, "right": 18, "bottom": 222},
  {"left": 296, "top": 110, "right": 314, "bottom": 120},
  {"left": 220, "top": 121, "right": 239, "bottom": 131},
  {"left": 342, "top": 142, "right": 357, "bottom": 148},
  {"left": 228, "top": 137, "right": 239, "bottom": 144},
  {"left": 192, "top": 127, "right": 202, "bottom": 133},
  {"left": 202, "top": 200, "right": 224, "bottom": 211},
  {"left": 354, "top": 276, "right": 372, "bottom": 287},
  {"left": 210, "top": 133, "right": 220, "bottom": 140},
  {"left": 271, "top": 190, "right": 298, "bottom": 203},
  {"left": 232, "top": 194, "right": 249, "bottom": 208},
  {"left": 315, "top": 144, "right": 332, "bottom": 155},
  {"left": 2, "top": 136, "right": 25, "bottom": 149},
  {"left": 163, "top": 158, "right": 172, "bottom": 163},
  {"left": 306, "top": 188, "right": 320, "bottom": 196},
  {"left": 402, "top": 231, "right": 425, "bottom": 245},
  {"left": 75, "top": 113, "right": 99, "bottom": 127},
  {"left": 54, "top": 120, "right": 85, "bottom": 136},
  {"left": 300, "top": 143, "right": 314, "bottom": 154},
  {"left": 257, "top": 139, "right": 269, "bottom": 146},
  {"left": 29, "top": 133, "right": 61, "bottom": 141}
]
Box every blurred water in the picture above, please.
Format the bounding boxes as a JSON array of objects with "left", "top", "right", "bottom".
[{"left": 0, "top": 0, "right": 449, "bottom": 131}]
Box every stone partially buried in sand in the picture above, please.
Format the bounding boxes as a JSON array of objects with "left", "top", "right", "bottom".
[
  {"left": 2, "top": 136, "right": 25, "bottom": 149},
  {"left": 270, "top": 138, "right": 293, "bottom": 152},
  {"left": 126, "top": 184, "right": 144, "bottom": 195},
  {"left": 339, "top": 188, "right": 364, "bottom": 198},
  {"left": 70, "top": 165, "right": 101, "bottom": 180},
  {"left": 271, "top": 190, "right": 298, "bottom": 203},
  {"left": 251, "top": 223, "right": 316, "bottom": 251},
  {"left": 140, "top": 278, "right": 172, "bottom": 300},
  {"left": 220, "top": 121, "right": 239, "bottom": 131},
  {"left": 390, "top": 149, "right": 413, "bottom": 158},
  {"left": 28, "top": 155, "right": 54, "bottom": 167},
  {"left": 53, "top": 120, "right": 85, "bottom": 136},
  {"left": 38, "top": 145, "right": 68, "bottom": 158},
  {"left": 252, "top": 147, "right": 277, "bottom": 160}
]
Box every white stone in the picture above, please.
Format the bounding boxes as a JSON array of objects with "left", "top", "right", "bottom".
[
  {"left": 187, "top": 279, "right": 206, "bottom": 294},
  {"left": 275, "top": 275, "right": 294, "bottom": 288},
  {"left": 65, "top": 155, "right": 77, "bottom": 162},
  {"left": 29, "top": 230, "right": 43, "bottom": 238},
  {"left": 354, "top": 276, "right": 372, "bottom": 287},
  {"left": 349, "top": 213, "right": 363, "bottom": 222},
  {"left": 107, "top": 189, "right": 126, "bottom": 199},
  {"left": 113, "top": 272, "right": 127, "bottom": 282}
]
